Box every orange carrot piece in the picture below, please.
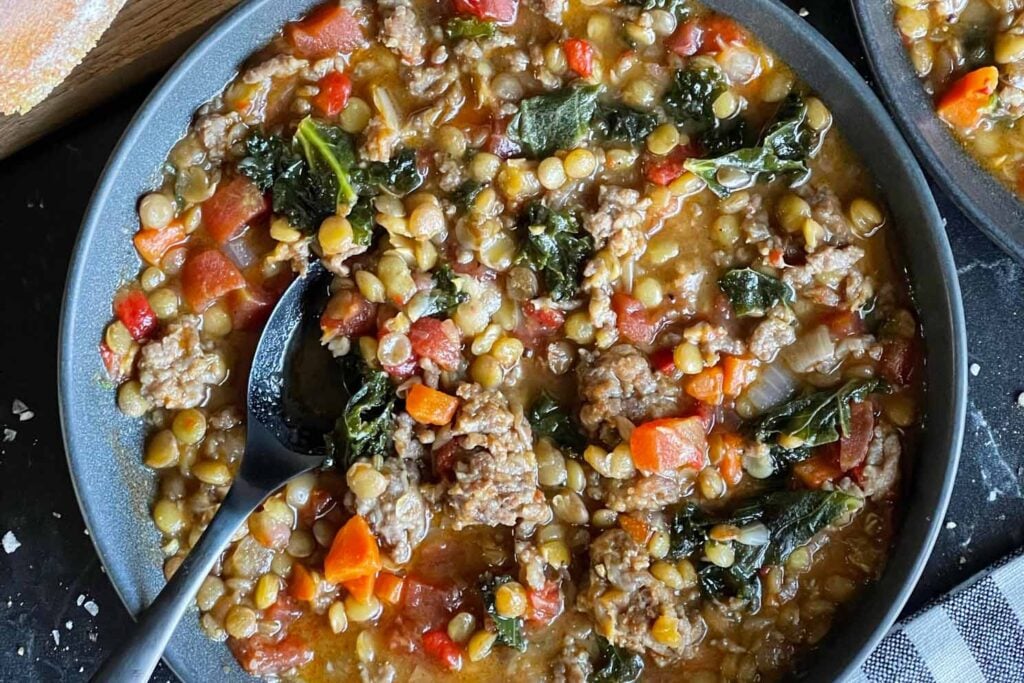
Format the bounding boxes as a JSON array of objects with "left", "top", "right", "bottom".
[
  {"left": 406, "top": 384, "right": 460, "bottom": 426},
  {"left": 722, "top": 356, "right": 757, "bottom": 398},
  {"left": 342, "top": 574, "right": 377, "bottom": 603},
  {"left": 630, "top": 416, "right": 708, "bottom": 474},
  {"left": 619, "top": 515, "right": 651, "bottom": 544},
  {"left": 324, "top": 515, "right": 382, "bottom": 585},
  {"left": 290, "top": 564, "right": 318, "bottom": 602},
  {"left": 937, "top": 66, "right": 999, "bottom": 129},
  {"left": 374, "top": 573, "right": 405, "bottom": 605},
  {"left": 793, "top": 451, "right": 843, "bottom": 489},
  {"left": 133, "top": 222, "right": 186, "bottom": 266},
  {"left": 684, "top": 366, "right": 725, "bottom": 405},
  {"left": 709, "top": 432, "right": 745, "bottom": 486}
]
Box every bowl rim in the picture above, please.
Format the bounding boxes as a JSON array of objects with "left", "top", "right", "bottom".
[
  {"left": 851, "top": 0, "right": 1024, "bottom": 263},
  {"left": 59, "top": 0, "right": 967, "bottom": 681}
]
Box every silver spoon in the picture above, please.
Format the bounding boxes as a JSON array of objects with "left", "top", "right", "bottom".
[{"left": 93, "top": 260, "right": 336, "bottom": 682}]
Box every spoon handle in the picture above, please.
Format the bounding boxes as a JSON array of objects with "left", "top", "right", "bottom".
[{"left": 92, "top": 480, "right": 266, "bottom": 683}]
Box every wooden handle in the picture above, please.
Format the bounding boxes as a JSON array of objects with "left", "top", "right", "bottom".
[{"left": 0, "top": 0, "right": 243, "bottom": 160}]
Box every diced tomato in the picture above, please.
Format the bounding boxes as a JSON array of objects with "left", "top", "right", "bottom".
[
  {"left": 115, "top": 290, "right": 158, "bottom": 341},
  {"left": 630, "top": 416, "right": 708, "bottom": 474},
  {"left": 320, "top": 290, "right": 377, "bottom": 339},
  {"left": 134, "top": 222, "right": 186, "bottom": 266},
  {"left": 409, "top": 317, "right": 462, "bottom": 371},
  {"left": 697, "top": 16, "right": 747, "bottom": 53},
  {"left": 518, "top": 301, "right": 566, "bottom": 347},
  {"left": 228, "top": 284, "right": 279, "bottom": 331},
  {"left": 820, "top": 310, "right": 865, "bottom": 338},
  {"left": 612, "top": 293, "right": 658, "bottom": 345},
  {"left": 286, "top": 5, "right": 364, "bottom": 58},
  {"left": 695, "top": 402, "right": 717, "bottom": 432},
  {"left": 452, "top": 0, "right": 518, "bottom": 24},
  {"left": 401, "top": 576, "right": 460, "bottom": 631},
  {"left": 181, "top": 249, "right": 247, "bottom": 312},
  {"left": 262, "top": 594, "right": 305, "bottom": 628},
  {"left": 839, "top": 401, "right": 875, "bottom": 471},
  {"left": 666, "top": 19, "right": 703, "bottom": 57},
  {"left": 564, "top": 38, "right": 594, "bottom": 78},
  {"left": 230, "top": 634, "right": 314, "bottom": 676},
  {"left": 645, "top": 157, "right": 686, "bottom": 186},
  {"left": 880, "top": 337, "right": 916, "bottom": 385},
  {"left": 526, "top": 581, "right": 563, "bottom": 626},
  {"left": 432, "top": 440, "right": 459, "bottom": 479},
  {"left": 382, "top": 356, "right": 417, "bottom": 379},
  {"left": 313, "top": 72, "right": 352, "bottom": 117},
  {"left": 650, "top": 347, "right": 676, "bottom": 374},
  {"left": 793, "top": 449, "right": 843, "bottom": 489},
  {"left": 99, "top": 342, "right": 128, "bottom": 383},
  {"left": 203, "top": 176, "right": 268, "bottom": 245},
  {"left": 767, "top": 248, "right": 787, "bottom": 269},
  {"left": 423, "top": 630, "right": 463, "bottom": 671}
]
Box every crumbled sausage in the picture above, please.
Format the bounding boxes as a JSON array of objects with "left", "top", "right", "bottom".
[
  {"left": 137, "top": 316, "right": 225, "bottom": 409},
  {"left": 583, "top": 186, "right": 651, "bottom": 258},
  {"left": 348, "top": 457, "right": 431, "bottom": 564},
  {"left": 594, "top": 468, "right": 696, "bottom": 512},
  {"left": 381, "top": 4, "right": 427, "bottom": 65},
  {"left": 578, "top": 345, "right": 681, "bottom": 444},
  {"left": 748, "top": 305, "right": 797, "bottom": 362},
  {"left": 782, "top": 246, "right": 866, "bottom": 307},
  {"left": 194, "top": 111, "right": 244, "bottom": 163},
  {"left": 857, "top": 420, "right": 901, "bottom": 499},
  {"left": 444, "top": 384, "right": 550, "bottom": 528}
]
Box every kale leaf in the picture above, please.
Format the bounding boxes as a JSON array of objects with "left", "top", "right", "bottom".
[
  {"left": 684, "top": 94, "right": 828, "bottom": 197},
  {"left": 444, "top": 17, "right": 497, "bottom": 40},
  {"left": 451, "top": 179, "right": 484, "bottom": 212},
  {"left": 508, "top": 85, "right": 602, "bottom": 157},
  {"left": 667, "top": 502, "right": 714, "bottom": 560},
  {"left": 751, "top": 378, "right": 889, "bottom": 449},
  {"left": 593, "top": 103, "right": 659, "bottom": 145},
  {"left": 698, "top": 118, "right": 750, "bottom": 157},
  {"left": 480, "top": 574, "right": 526, "bottom": 652},
  {"left": 528, "top": 392, "right": 587, "bottom": 457},
  {"left": 237, "top": 132, "right": 295, "bottom": 191},
  {"left": 295, "top": 116, "right": 358, "bottom": 205},
  {"left": 347, "top": 195, "right": 376, "bottom": 247},
  {"left": 354, "top": 147, "right": 425, "bottom": 197},
  {"left": 590, "top": 636, "right": 645, "bottom": 683},
  {"left": 663, "top": 67, "right": 725, "bottom": 134},
  {"left": 517, "top": 202, "right": 593, "bottom": 301},
  {"left": 418, "top": 263, "right": 469, "bottom": 318},
  {"left": 333, "top": 357, "right": 398, "bottom": 467},
  {"left": 718, "top": 268, "right": 795, "bottom": 317}
]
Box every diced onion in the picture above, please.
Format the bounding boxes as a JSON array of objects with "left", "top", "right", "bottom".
[
  {"left": 783, "top": 325, "right": 835, "bottom": 374},
  {"left": 739, "top": 361, "right": 799, "bottom": 417}
]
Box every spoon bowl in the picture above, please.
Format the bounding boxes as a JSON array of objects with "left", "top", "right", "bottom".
[{"left": 92, "top": 260, "right": 335, "bottom": 682}]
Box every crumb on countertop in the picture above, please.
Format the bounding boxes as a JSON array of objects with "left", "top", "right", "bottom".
[{"left": 2, "top": 531, "right": 20, "bottom": 554}]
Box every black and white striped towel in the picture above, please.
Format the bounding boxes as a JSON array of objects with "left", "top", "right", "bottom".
[{"left": 850, "top": 548, "right": 1024, "bottom": 682}]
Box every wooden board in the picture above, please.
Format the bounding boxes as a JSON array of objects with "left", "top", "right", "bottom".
[{"left": 0, "top": 0, "right": 243, "bottom": 160}]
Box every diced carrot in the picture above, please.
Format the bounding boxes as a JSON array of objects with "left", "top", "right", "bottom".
[
  {"left": 134, "top": 222, "right": 187, "bottom": 266},
  {"left": 406, "top": 384, "right": 460, "bottom": 426},
  {"left": 180, "top": 249, "right": 247, "bottom": 312},
  {"left": 619, "top": 515, "right": 651, "bottom": 544},
  {"left": 937, "top": 66, "right": 999, "bottom": 130},
  {"left": 685, "top": 366, "right": 725, "bottom": 405},
  {"left": 630, "top": 416, "right": 708, "bottom": 474},
  {"left": 324, "top": 515, "right": 382, "bottom": 585},
  {"left": 312, "top": 72, "right": 352, "bottom": 117},
  {"left": 202, "top": 176, "right": 268, "bottom": 244},
  {"left": 289, "top": 564, "right": 318, "bottom": 602},
  {"left": 286, "top": 5, "right": 365, "bottom": 58},
  {"left": 793, "top": 450, "right": 843, "bottom": 489},
  {"left": 709, "top": 432, "right": 745, "bottom": 486},
  {"left": 564, "top": 38, "right": 595, "bottom": 78},
  {"left": 374, "top": 573, "right": 405, "bottom": 605},
  {"left": 342, "top": 574, "right": 377, "bottom": 603},
  {"left": 722, "top": 356, "right": 757, "bottom": 398}
]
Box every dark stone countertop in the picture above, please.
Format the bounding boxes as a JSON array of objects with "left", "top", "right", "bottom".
[{"left": 0, "top": 1, "right": 1022, "bottom": 680}]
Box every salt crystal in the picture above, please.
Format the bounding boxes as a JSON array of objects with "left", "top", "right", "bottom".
[
  {"left": 65, "top": 621, "right": 73, "bottom": 630},
  {"left": 52, "top": 512, "right": 61, "bottom": 519},
  {"left": 76, "top": 594, "right": 85, "bottom": 606},
  {"left": 969, "top": 363, "right": 980, "bottom": 377},
  {"left": 1017, "top": 392, "right": 1024, "bottom": 408},
  {"left": 51, "top": 630, "right": 60, "bottom": 646},
  {"left": 11, "top": 399, "right": 28, "bottom": 415},
  {"left": 16, "top": 646, "right": 24, "bottom": 656},
  {"left": 83, "top": 600, "right": 99, "bottom": 617},
  {"left": 798, "top": 7, "right": 809, "bottom": 16},
  {"left": 2, "top": 531, "right": 20, "bottom": 554},
  {"left": 18, "top": 411, "right": 33, "bottom": 422},
  {"left": 945, "top": 521, "right": 957, "bottom": 529},
  {"left": 3, "top": 429, "right": 15, "bottom": 443}
]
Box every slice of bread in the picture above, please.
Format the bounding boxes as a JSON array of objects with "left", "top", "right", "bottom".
[{"left": 0, "top": 0, "right": 129, "bottom": 115}]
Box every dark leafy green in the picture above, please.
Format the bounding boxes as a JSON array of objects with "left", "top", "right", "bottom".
[
  {"left": 528, "top": 392, "right": 587, "bottom": 456},
  {"left": 593, "top": 103, "right": 659, "bottom": 145},
  {"left": 667, "top": 502, "right": 714, "bottom": 560},
  {"left": 684, "top": 94, "right": 829, "bottom": 197},
  {"left": 295, "top": 116, "right": 358, "bottom": 204},
  {"left": 354, "top": 147, "right": 425, "bottom": 197},
  {"left": 752, "top": 378, "right": 889, "bottom": 449},
  {"left": 480, "top": 574, "right": 526, "bottom": 652},
  {"left": 237, "top": 132, "right": 294, "bottom": 191},
  {"left": 718, "top": 268, "right": 795, "bottom": 317},
  {"left": 333, "top": 357, "right": 398, "bottom": 467},
  {"left": 698, "top": 118, "right": 750, "bottom": 157},
  {"left": 444, "top": 17, "right": 497, "bottom": 40},
  {"left": 347, "top": 195, "right": 376, "bottom": 247},
  {"left": 418, "top": 264, "right": 469, "bottom": 318},
  {"left": 517, "top": 202, "right": 593, "bottom": 301},
  {"left": 507, "top": 85, "right": 602, "bottom": 157},
  {"left": 590, "top": 636, "right": 645, "bottom": 683},
  {"left": 663, "top": 67, "right": 725, "bottom": 133},
  {"left": 451, "top": 179, "right": 484, "bottom": 212}
]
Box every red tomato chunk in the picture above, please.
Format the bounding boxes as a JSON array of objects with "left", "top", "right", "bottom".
[
  {"left": 423, "top": 630, "right": 463, "bottom": 671},
  {"left": 115, "top": 290, "right": 158, "bottom": 341},
  {"left": 564, "top": 38, "right": 595, "bottom": 78},
  {"left": 313, "top": 72, "right": 352, "bottom": 117},
  {"left": 181, "top": 249, "right": 247, "bottom": 312},
  {"left": 453, "top": 0, "right": 518, "bottom": 24},
  {"left": 286, "top": 5, "right": 364, "bottom": 58},
  {"left": 203, "top": 176, "right": 268, "bottom": 245}
]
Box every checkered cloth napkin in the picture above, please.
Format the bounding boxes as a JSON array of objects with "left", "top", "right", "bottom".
[{"left": 848, "top": 548, "right": 1024, "bottom": 682}]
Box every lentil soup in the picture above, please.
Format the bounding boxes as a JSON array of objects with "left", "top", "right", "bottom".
[
  {"left": 102, "top": 0, "right": 923, "bottom": 680},
  {"left": 895, "top": 0, "right": 1024, "bottom": 195}
]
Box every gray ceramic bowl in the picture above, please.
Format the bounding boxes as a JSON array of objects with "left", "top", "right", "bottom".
[
  {"left": 59, "top": 0, "right": 967, "bottom": 680},
  {"left": 853, "top": 0, "right": 1024, "bottom": 262}
]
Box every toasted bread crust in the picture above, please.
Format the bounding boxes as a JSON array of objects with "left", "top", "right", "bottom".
[{"left": 0, "top": 0, "right": 129, "bottom": 115}]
